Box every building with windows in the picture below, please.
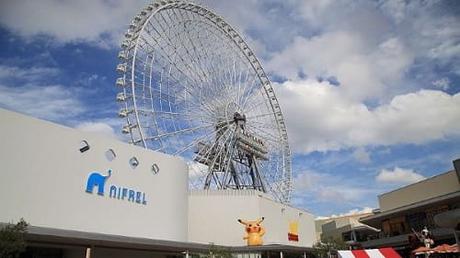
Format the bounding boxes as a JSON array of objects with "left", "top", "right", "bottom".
[
  {"left": 0, "top": 109, "right": 316, "bottom": 258},
  {"left": 315, "top": 213, "right": 378, "bottom": 245},
  {"left": 359, "top": 162, "right": 460, "bottom": 256}
]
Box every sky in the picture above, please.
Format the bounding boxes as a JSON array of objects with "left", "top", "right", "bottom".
[{"left": 0, "top": 0, "right": 459, "bottom": 217}]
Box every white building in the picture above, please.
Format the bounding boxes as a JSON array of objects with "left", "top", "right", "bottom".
[{"left": 0, "top": 108, "right": 315, "bottom": 258}]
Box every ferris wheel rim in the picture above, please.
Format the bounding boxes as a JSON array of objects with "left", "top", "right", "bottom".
[{"left": 116, "top": 0, "right": 292, "bottom": 203}]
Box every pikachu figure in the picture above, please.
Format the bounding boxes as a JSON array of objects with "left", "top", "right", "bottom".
[{"left": 237, "top": 217, "right": 265, "bottom": 246}]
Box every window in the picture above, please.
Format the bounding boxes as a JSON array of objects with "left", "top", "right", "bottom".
[
  {"left": 406, "top": 212, "right": 427, "bottom": 232},
  {"left": 425, "top": 205, "right": 448, "bottom": 227}
]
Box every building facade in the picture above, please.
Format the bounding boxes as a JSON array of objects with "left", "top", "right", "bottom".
[
  {"left": 0, "top": 109, "right": 316, "bottom": 258},
  {"left": 359, "top": 165, "right": 460, "bottom": 256},
  {"left": 315, "top": 213, "right": 378, "bottom": 245},
  {"left": 189, "top": 190, "right": 315, "bottom": 247}
]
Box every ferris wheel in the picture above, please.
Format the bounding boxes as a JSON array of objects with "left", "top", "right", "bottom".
[{"left": 116, "top": 0, "right": 292, "bottom": 203}]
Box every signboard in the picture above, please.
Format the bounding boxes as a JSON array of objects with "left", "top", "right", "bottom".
[
  {"left": 85, "top": 169, "right": 147, "bottom": 205},
  {"left": 288, "top": 221, "right": 299, "bottom": 242}
]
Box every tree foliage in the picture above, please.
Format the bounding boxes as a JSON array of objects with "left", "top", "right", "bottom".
[
  {"left": 0, "top": 219, "right": 28, "bottom": 258},
  {"left": 201, "top": 244, "right": 233, "bottom": 258},
  {"left": 312, "top": 237, "right": 348, "bottom": 258}
]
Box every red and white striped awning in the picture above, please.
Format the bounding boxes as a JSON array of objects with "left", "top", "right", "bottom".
[{"left": 338, "top": 248, "right": 401, "bottom": 258}]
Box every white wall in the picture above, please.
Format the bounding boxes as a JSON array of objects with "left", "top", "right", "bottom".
[
  {"left": 259, "top": 196, "right": 316, "bottom": 247},
  {"left": 90, "top": 248, "right": 167, "bottom": 258},
  {"left": 188, "top": 190, "right": 316, "bottom": 247},
  {"left": 63, "top": 247, "right": 167, "bottom": 258},
  {"left": 188, "top": 190, "right": 260, "bottom": 245},
  {"left": 379, "top": 170, "right": 460, "bottom": 212},
  {"left": 0, "top": 109, "right": 188, "bottom": 241}
]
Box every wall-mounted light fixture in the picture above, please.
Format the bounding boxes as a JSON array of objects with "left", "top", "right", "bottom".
[
  {"left": 105, "top": 149, "right": 116, "bottom": 161},
  {"left": 151, "top": 163, "right": 160, "bottom": 175},
  {"left": 129, "top": 157, "right": 139, "bottom": 168},
  {"left": 79, "top": 140, "right": 90, "bottom": 153}
]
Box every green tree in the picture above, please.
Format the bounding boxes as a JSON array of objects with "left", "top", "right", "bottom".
[
  {"left": 312, "top": 237, "right": 348, "bottom": 258},
  {"left": 201, "top": 244, "right": 233, "bottom": 258},
  {"left": 0, "top": 219, "right": 28, "bottom": 258}
]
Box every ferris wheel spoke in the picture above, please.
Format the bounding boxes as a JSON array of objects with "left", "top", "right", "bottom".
[
  {"left": 220, "top": 131, "right": 239, "bottom": 187},
  {"left": 183, "top": 17, "right": 244, "bottom": 97},
  {"left": 235, "top": 68, "right": 258, "bottom": 107},
  {"left": 174, "top": 123, "right": 231, "bottom": 156},
  {"left": 246, "top": 125, "right": 282, "bottom": 146},
  {"left": 164, "top": 19, "right": 212, "bottom": 89},
  {"left": 247, "top": 120, "right": 280, "bottom": 133},
  {"left": 244, "top": 112, "right": 278, "bottom": 120},
  {"left": 142, "top": 122, "right": 217, "bottom": 141},
  {"left": 135, "top": 44, "right": 202, "bottom": 101},
  {"left": 139, "top": 31, "right": 203, "bottom": 92},
  {"left": 205, "top": 128, "right": 236, "bottom": 184},
  {"left": 171, "top": 13, "right": 215, "bottom": 88},
  {"left": 181, "top": 17, "right": 230, "bottom": 79},
  {"left": 241, "top": 90, "right": 267, "bottom": 113},
  {"left": 199, "top": 129, "right": 234, "bottom": 184},
  {"left": 258, "top": 161, "right": 282, "bottom": 189},
  {"left": 239, "top": 76, "right": 261, "bottom": 109},
  {"left": 134, "top": 54, "right": 215, "bottom": 121},
  {"left": 192, "top": 125, "right": 232, "bottom": 170},
  {"left": 150, "top": 14, "right": 209, "bottom": 86},
  {"left": 137, "top": 109, "right": 208, "bottom": 124}
]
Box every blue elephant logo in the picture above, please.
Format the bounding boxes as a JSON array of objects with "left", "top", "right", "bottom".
[{"left": 86, "top": 169, "right": 112, "bottom": 196}]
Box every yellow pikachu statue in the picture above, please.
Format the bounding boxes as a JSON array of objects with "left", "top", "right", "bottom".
[{"left": 237, "top": 217, "right": 265, "bottom": 246}]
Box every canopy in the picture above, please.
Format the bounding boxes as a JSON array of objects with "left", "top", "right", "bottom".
[
  {"left": 338, "top": 248, "right": 401, "bottom": 258},
  {"left": 413, "top": 244, "right": 459, "bottom": 255}
]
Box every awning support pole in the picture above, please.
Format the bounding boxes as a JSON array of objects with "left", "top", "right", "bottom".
[
  {"left": 454, "top": 229, "right": 460, "bottom": 247},
  {"left": 85, "top": 247, "right": 91, "bottom": 258}
]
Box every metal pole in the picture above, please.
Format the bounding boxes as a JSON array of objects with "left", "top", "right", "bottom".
[
  {"left": 85, "top": 247, "right": 91, "bottom": 258},
  {"left": 454, "top": 229, "right": 460, "bottom": 247},
  {"left": 280, "top": 251, "right": 283, "bottom": 258},
  {"left": 185, "top": 250, "right": 190, "bottom": 258}
]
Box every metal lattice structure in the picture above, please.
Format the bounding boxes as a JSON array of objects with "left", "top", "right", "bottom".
[{"left": 116, "top": 0, "right": 292, "bottom": 203}]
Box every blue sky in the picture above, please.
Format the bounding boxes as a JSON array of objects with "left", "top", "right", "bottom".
[{"left": 0, "top": 0, "right": 459, "bottom": 217}]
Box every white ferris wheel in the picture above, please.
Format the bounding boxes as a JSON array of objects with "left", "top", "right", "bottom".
[{"left": 116, "top": 0, "right": 292, "bottom": 203}]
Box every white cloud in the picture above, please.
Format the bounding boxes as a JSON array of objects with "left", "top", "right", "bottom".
[
  {"left": 275, "top": 79, "right": 460, "bottom": 153},
  {"left": 352, "top": 147, "right": 371, "bottom": 164},
  {"left": 0, "top": 65, "right": 85, "bottom": 122},
  {"left": 0, "top": 84, "right": 85, "bottom": 121},
  {"left": 378, "top": 0, "right": 407, "bottom": 24},
  {"left": 76, "top": 122, "right": 117, "bottom": 139},
  {"left": 293, "top": 170, "right": 376, "bottom": 204},
  {"left": 316, "top": 207, "right": 374, "bottom": 220},
  {"left": 316, "top": 186, "right": 370, "bottom": 203},
  {"left": 0, "top": 66, "right": 59, "bottom": 81},
  {"left": 376, "top": 167, "right": 426, "bottom": 184},
  {"left": 0, "top": 0, "right": 147, "bottom": 47},
  {"left": 297, "top": 0, "right": 334, "bottom": 28},
  {"left": 293, "top": 170, "right": 323, "bottom": 190},
  {"left": 267, "top": 32, "right": 413, "bottom": 101},
  {"left": 187, "top": 161, "right": 209, "bottom": 189},
  {"left": 432, "top": 78, "right": 450, "bottom": 91},
  {"left": 188, "top": 161, "right": 207, "bottom": 179}
]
